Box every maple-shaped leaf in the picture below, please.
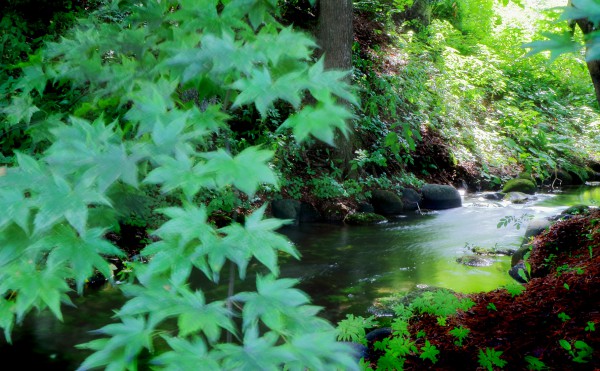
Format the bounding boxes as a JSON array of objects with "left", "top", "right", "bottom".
[
  {"left": 0, "top": 189, "right": 31, "bottom": 233},
  {"left": 201, "top": 147, "right": 278, "bottom": 196},
  {"left": 216, "top": 325, "right": 292, "bottom": 370},
  {"left": 307, "top": 58, "right": 358, "bottom": 105},
  {"left": 7, "top": 259, "right": 72, "bottom": 322},
  {"left": 45, "top": 116, "right": 140, "bottom": 191},
  {"left": 31, "top": 174, "right": 111, "bottom": 235},
  {"left": 284, "top": 331, "right": 359, "bottom": 371},
  {"left": 0, "top": 224, "right": 32, "bottom": 268},
  {"left": 125, "top": 79, "right": 177, "bottom": 135},
  {"left": 560, "top": 0, "right": 600, "bottom": 26},
  {"left": 151, "top": 336, "right": 220, "bottom": 370},
  {"left": 45, "top": 225, "right": 124, "bottom": 294},
  {"left": 201, "top": 33, "right": 262, "bottom": 76},
  {"left": 230, "top": 67, "right": 276, "bottom": 117},
  {"left": 233, "top": 275, "right": 309, "bottom": 332},
  {"left": 280, "top": 97, "right": 353, "bottom": 145},
  {"left": 77, "top": 316, "right": 155, "bottom": 371},
  {"left": 1, "top": 94, "right": 39, "bottom": 125},
  {"left": 523, "top": 32, "right": 581, "bottom": 62},
  {"left": 258, "top": 26, "right": 317, "bottom": 65},
  {"left": 153, "top": 203, "right": 216, "bottom": 245},
  {"left": 0, "top": 298, "right": 15, "bottom": 343},
  {"left": 144, "top": 152, "right": 216, "bottom": 200},
  {"left": 15, "top": 64, "right": 47, "bottom": 96}
]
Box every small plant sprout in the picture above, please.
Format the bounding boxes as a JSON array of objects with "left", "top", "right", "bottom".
[
  {"left": 487, "top": 302, "right": 498, "bottom": 311},
  {"left": 478, "top": 348, "right": 507, "bottom": 370},
  {"left": 558, "top": 312, "right": 571, "bottom": 322},
  {"left": 563, "top": 283, "right": 570, "bottom": 290},
  {"left": 419, "top": 340, "right": 440, "bottom": 364},
  {"left": 449, "top": 326, "right": 470, "bottom": 346},
  {"left": 504, "top": 282, "right": 526, "bottom": 297},
  {"left": 585, "top": 321, "right": 595, "bottom": 332},
  {"left": 559, "top": 339, "right": 593, "bottom": 363},
  {"left": 416, "top": 329, "right": 426, "bottom": 338},
  {"left": 436, "top": 316, "right": 447, "bottom": 326},
  {"left": 524, "top": 355, "right": 548, "bottom": 370}
]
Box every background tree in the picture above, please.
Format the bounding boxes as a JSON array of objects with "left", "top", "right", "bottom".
[
  {"left": 567, "top": 0, "right": 600, "bottom": 106},
  {"left": 317, "top": 0, "right": 355, "bottom": 176}
]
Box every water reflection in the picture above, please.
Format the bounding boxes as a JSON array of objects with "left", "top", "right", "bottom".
[{"left": 0, "top": 186, "right": 598, "bottom": 367}]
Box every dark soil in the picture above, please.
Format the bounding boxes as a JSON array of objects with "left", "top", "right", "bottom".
[{"left": 371, "top": 210, "right": 600, "bottom": 370}]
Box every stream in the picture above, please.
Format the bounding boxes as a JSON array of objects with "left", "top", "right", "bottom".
[{"left": 1, "top": 185, "right": 598, "bottom": 368}]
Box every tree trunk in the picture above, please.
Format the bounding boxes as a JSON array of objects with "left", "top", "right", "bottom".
[
  {"left": 317, "top": 0, "right": 355, "bottom": 176},
  {"left": 571, "top": 1, "right": 600, "bottom": 106}
]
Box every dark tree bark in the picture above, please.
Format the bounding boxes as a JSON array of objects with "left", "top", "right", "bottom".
[
  {"left": 317, "top": 0, "right": 353, "bottom": 70},
  {"left": 316, "top": 0, "right": 355, "bottom": 176},
  {"left": 569, "top": 0, "right": 600, "bottom": 106}
]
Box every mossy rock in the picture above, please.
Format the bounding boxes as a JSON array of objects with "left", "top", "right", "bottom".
[
  {"left": 344, "top": 212, "right": 387, "bottom": 225},
  {"left": 502, "top": 178, "right": 536, "bottom": 194},
  {"left": 371, "top": 189, "right": 404, "bottom": 215}
]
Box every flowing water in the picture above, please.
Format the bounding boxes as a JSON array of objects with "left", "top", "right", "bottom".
[{"left": 1, "top": 185, "right": 598, "bottom": 368}]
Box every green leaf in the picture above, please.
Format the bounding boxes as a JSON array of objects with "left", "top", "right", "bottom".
[
  {"left": 201, "top": 148, "right": 278, "bottom": 197},
  {"left": 144, "top": 152, "right": 215, "bottom": 200},
  {"left": 306, "top": 58, "right": 357, "bottom": 105},
  {"left": 217, "top": 325, "right": 292, "bottom": 370},
  {"left": 560, "top": 0, "right": 600, "bottom": 26},
  {"left": 524, "top": 355, "right": 548, "bottom": 370},
  {"left": 77, "top": 316, "right": 155, "bottom": 371},
  {"left": 233, "top": 275, "right": 310, "bottom": 333},
  {"left": 280, "top": 97, "right": 353, "bottom": 146},
  {"left": 151, "top": 336, "right": 220, "bottom": 370},
  {"left": 15, "top": 64, "right": 47, "bottom": 96},
  {"left": 219, "top": 205, "right": 298, "bottom": 277},
  {"left": 1, "top": 94, "right": 39, "bottom": 125},
  {"left": 0, "top": 189, "right": 31, "bottom": 233},
  {"left": 559, "top": 339, "right": 572, "bottom": 351},
  {"left": 153, "top": 204, "right": 216, "bottom": 246},
  {"left": 46, "top": 116, "right": 140, "bottom": 191},
  {"left": 420, "top": 340, "right": 439, "bottom": 364},
  {"left": 31, "top": 174, "right": 110, "bottom": 235},
  {"left": 523, "top": 32, "right": 581, "bottom": 63},
  {"left": 45, "top": 225, "right": 124, "bottom": 294}
]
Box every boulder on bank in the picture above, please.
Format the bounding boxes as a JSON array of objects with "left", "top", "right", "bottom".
[
  {"left": 420, "top": 184, "right": 462, "bottom": 210},
  {"left": 512, "top": 218, "right": 552, "bottom": 266},
  {"left": 502, "top": 178, "right": 536, "bottom": 194},
  {"left": 271, "top": 199, "right": 321, "bottom": 223},
  {"left": 271, "top": 199, "right": 301, "bottom": 222},
  {"left": 344, "top": 212, "right": 387, "bottom": 225},
  {"left": 400, "top": 187, "right": 422, "bottom": 211},
  {"left": 371, "top": 189, "right": 404, "bottom": 215},
  {"left": 523, "top": 218, "right": 552, "bottom": 240}
]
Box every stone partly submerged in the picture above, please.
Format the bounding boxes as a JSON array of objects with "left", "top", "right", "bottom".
[
  {"left": 370, "top": 189, "right": 404, "bottom": 215},
  {"left": 456, "top": 255, "right": 494, "bottom": 267},
  {"left": 344, "top": 212, "right": 388, "bottom": 225},
  {"left": 420, "top": 184, "right": 462, "bottom": 210}
]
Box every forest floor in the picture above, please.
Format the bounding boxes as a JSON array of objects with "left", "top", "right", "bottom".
[{"left": 372, "top": 209, "right": 600, "bottom": 370}]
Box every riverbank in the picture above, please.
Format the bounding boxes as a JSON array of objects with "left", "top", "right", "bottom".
[{"left": 364, "top": 208, "right": 599, "bottom": 370}]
